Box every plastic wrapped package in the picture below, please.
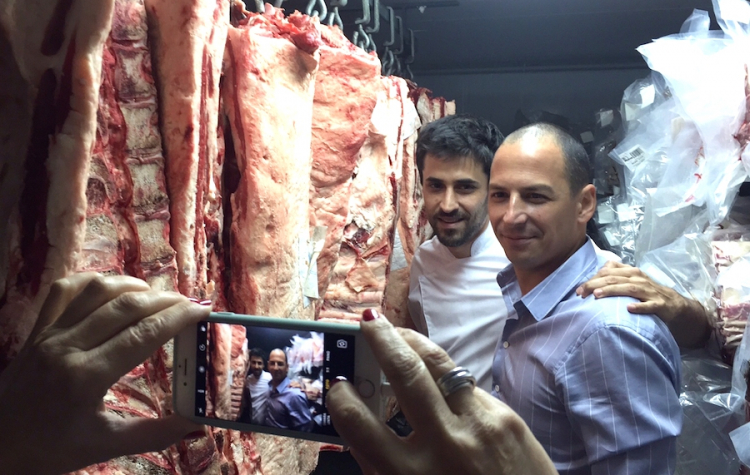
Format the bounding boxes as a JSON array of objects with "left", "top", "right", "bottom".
[
  {"left": 591, "top": 108, "right": 625, "bottom": 199},
  {"left": 596, "top": 195, "right": 643, "bottom": 265},
  {"left": 620, "top": 72, "right": 672, "bottom": 134},
  {"left": 639, "top": 219, "right": 718, "bottom": 316},
  {"left": 729, "top": 320, "right": 750, "bottom": 471},
  {"left": 636, "top": 5, "right": 749, "bottom": 225},
  {"left": 712, "top": 223, "right": 750, "bottom": 361}
]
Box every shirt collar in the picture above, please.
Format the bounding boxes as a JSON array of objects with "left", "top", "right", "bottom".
[
  {"left": 496, "top": 238, "right": 599, "bottom": 322},
  {"left": 470, "top": 222, "right": 496, "bottom": 255},
  {"left": 271, "top": 377, "right": 290, "bottom": 392}
]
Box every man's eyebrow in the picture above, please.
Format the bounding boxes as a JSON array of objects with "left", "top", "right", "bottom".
[
  {"left": 454, "top": 179, "right": 480, "bottom": 186},
  {"left": 488, "top": 184, "right": 556, "bottom": 195}
]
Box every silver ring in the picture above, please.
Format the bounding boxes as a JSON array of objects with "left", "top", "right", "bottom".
[{"left": 436, "top": 366, "right": 476, "bottom": 398}]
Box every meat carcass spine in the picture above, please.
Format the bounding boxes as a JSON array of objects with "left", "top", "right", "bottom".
[
  {"left": 309, "top": 24, "right": 381, "bottom": 301},
  {"left": 222, "top": 5, "right": 322, "bottom": 474},
  {"left": 144, "top": 0, "right": 230, "bottom": 303}
]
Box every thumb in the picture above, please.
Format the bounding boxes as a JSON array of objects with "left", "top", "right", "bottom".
[{"left": 105, "top": 414, "right": 205, "bottom": 457}]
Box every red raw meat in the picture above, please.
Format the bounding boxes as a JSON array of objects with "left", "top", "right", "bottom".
[
  {"left": 145, "top": 0, "right": 230, "bottom": 305},
  {"left": 319, "top": 78, "right": 402, "bottom": 322},
  {"left": 308, "top": 24, "right": 381, "bottom": 301},
  {"left": 222, "top": 5, "right": 319, "bottom": 320},
  {"left": 0, "top": 0, "right": 116, "bottom": 369},
  {"left": 222, "top": 5, "right": 322, "bottom": 473}
]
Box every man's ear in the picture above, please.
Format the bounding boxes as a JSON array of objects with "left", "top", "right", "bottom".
[{"left": 577, "top": 184, "right": 597, "bottom": 224}]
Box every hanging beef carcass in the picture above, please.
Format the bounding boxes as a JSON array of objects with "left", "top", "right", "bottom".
[
  {"left": 319, "top": 76, "right": 413, "bottom": 322},
  {"left": 308, "top": 23, "right": 381, "bottom": 303},
  {"left": 0, "top": 0, "right": 449, "bottom": 471},
  {"left": 145, "top": 0, "right": 229, "bottom": 305},
  {"left": 221, "top": 4, "right": 322, "bottom": 474},
  {"left": 0, "top": 0, "right": 197, "bottom": 473}
]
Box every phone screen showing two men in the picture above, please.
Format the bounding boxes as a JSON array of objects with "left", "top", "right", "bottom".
[{"left": 194, "top": 322, "right": 355, "bottom": 437}]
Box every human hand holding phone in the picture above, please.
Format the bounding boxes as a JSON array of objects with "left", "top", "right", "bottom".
[
  {"left": 0, "top": 273, "right": 209, "bottom": 475},
  {"left": 172, "top": 312, "right": 384, "bottom": 445},
  {"left": 325, "top": 310, "right": 559, "bottom": 475}
]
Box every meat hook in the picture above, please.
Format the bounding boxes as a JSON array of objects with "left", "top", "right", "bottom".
[
  {"left": 253, "top": 0, "right": 265, "bottom": 13},
  {"left": 405, "top": 28, "right": 415, "bottom": 65},
  {"left": 365, "top": 0, "right": 380, "bottom": 33},
  {"left": 326, "top": 0, "right": 346, "bottom": 29},
  {"left": 394, "top": 15, "right": 404, "bottom": 55},
  {"left": 305, "top": 0, "right": 328, "bottom": 18},
  {"left": 355, "top": 0, "right": 371, "bottom": 25},
  {"left": 273, "top": 0, "right": 286, "bottom": 7},
  {"left": 383, "top": 6, "right": 395, "bottom": 47}
]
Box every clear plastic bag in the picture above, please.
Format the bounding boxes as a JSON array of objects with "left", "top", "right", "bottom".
[
  {"left": 636, "top": 6, "right": 749, "bottom": 225},
  {"left": 677, "top": 351, "right": 744, "bottom": 475},
  {"left": 638, "top": 215, "right": 717, "bottom": 314}
]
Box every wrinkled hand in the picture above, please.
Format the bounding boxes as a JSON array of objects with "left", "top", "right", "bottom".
[
  {"left": 576, "top": 261, "right": 710, "bottom": 348},
  {"left": 326, "top": 311, "right": 557, "bottom": 475},
  {"left": 0, "top": 273, "right": 211, "bottom": 475}
]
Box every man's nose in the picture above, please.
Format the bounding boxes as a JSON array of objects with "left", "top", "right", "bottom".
[
  {"left": 502, "top": 194, "right": 527, "bottom": 225},
  {"left": 439, "top": 188, "right": 459, "bottom": 213}
]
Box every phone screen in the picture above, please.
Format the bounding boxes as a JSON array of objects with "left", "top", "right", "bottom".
[{"left": 194, "top": 322, "right": 355, "bottom": 437}]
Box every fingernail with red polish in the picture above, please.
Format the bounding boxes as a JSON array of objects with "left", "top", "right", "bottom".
[
  {"left": 330, "top": 376, "right": 347, "bottom": 388},
  {"left": 188, "top": 298, "right": 201, "bottom": 304},
  {"left": 362, "top": 309, "right": 380, "bottom": 321},
  {"left": 199, "top": 299, "right": 212, "bottom": 307},
  {"left": 184, "top": 430, "right": 205, "bottom": 440}
]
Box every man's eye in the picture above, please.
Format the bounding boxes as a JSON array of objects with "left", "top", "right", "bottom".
[{"left": 527, "top": 193, "right": 547, "bottom": 201}]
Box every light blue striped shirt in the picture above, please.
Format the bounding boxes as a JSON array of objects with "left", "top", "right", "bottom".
[{"left": 491, "top": 240, "right": 682, "bottom": 475}]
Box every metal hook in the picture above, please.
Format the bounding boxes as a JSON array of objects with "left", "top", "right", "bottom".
[
  {"left": 254, "top": 0, "right": 265, "bottom": 13},
  {"left": 383, "top": 6, "right": 395, "bottom": 47},
  {"left": 273, "top": 0, "right": 286, "bottom": 7},
  {"left": 406, "top": 64, "right": 414, "bottom": 81},
  {"left": 365, "top": 0, "right": 380, "bottom": 33},
  {"left": 355, "top": 0, "right": 370, "bottom": 25},
  {"left": 326, "top": 0, "right": 346, "bottom": 29},
  {"left": 405, "top": 29, "right": 415, "bottom": 64},
  {"left": 306, "top": 0, "right": 327, "bottom": 18},
  {"left": 394, "top": 16, "right": 404, "bottom": 55}
]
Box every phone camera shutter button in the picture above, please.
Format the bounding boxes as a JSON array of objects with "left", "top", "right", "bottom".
[{"left": 356, "top": 380, "right": 375, "bottom": 398}]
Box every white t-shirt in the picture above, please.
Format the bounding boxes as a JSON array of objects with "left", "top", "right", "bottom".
[
  {"left": 246, "top": 370, "right": 272, "bottom": 425},
  {"left": 408, "top": 224, "right": 620, "bottom": 391}
]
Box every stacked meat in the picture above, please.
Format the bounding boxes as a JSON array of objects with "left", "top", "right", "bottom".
[{"left": 0, "top": 0, "right": 454, "bottom": 473}]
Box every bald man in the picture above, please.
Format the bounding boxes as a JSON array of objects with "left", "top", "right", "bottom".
[
  {"left": 263, "top": 349, "right": 313, "bottom": 432},
  {"left": 489, "top": 123, "right": 681, "bottom": 475}
]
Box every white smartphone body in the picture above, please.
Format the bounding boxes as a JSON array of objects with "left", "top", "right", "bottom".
[{"left": 173, "top": 312, "right": 384, "bottom": 445}]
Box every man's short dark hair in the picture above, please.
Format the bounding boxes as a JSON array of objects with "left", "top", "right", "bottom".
[
  {"left": 505, "top": 122, "right": 591, "bottom": 193},
  {"left": 249, "top": 348, "right": 266, "bottom": 364},
  {"left": 416, "top": 114, "right": 504, "bottom": 180}
]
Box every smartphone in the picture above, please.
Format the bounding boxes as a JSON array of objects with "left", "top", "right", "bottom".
[{"left": 173, "top": 312, "right": 385, "bottom": 445}]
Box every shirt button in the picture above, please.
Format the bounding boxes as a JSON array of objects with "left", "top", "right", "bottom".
[
  {"left": 503, "top": 341, "right": 509, "bottom": 348},
  {"left": 494, "top": 385, "right": 500, "bottom": 392}
]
